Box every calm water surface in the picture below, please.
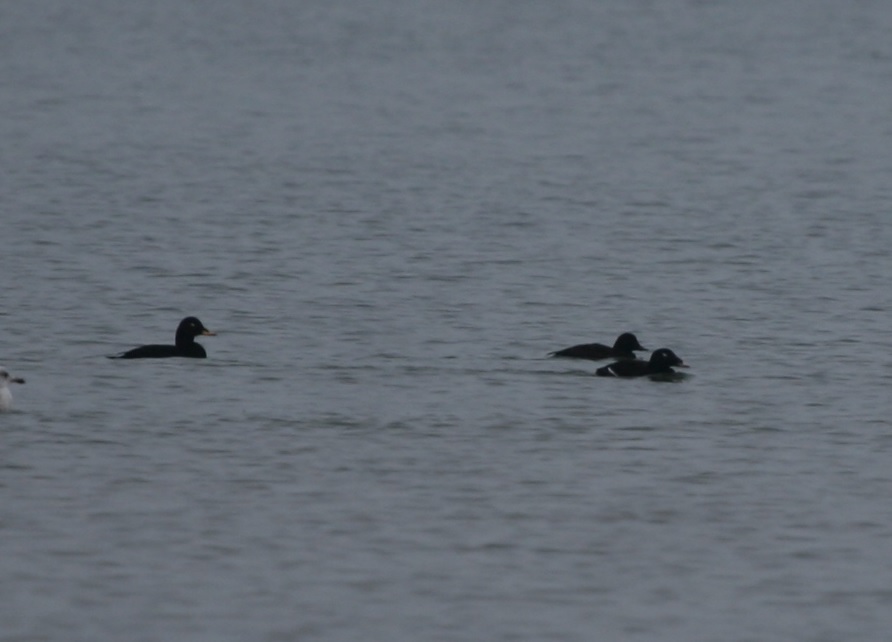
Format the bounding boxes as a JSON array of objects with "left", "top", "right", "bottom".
[{"left": 3, "top": 1, "right": 892, "bottom": 640}]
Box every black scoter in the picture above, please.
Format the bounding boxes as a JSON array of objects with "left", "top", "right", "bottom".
[
  {"left": 550, "top": 332, "right": 646, "bottom": 361},
  {"left": 595, "top": 348, "right": 687, "bottom": 378},
  {"left": 109, "top": 316, "right": 216, "bottom": 359}
]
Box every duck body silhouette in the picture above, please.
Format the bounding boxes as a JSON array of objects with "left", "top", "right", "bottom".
[
  {"left": 110, "top": 317, "right": 216, "bottom": 359},
  {"left": 550, "top": 332, "right": 646, "bottom": 361},
  {"left": 595, "top": 348, "right": 687, "bottom": 378}
]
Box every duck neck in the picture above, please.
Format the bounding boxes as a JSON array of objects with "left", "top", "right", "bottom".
[{"left": 175, "top": 331, "right": 196, "bottom": 349}]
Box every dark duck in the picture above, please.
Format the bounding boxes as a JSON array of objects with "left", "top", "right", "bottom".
[
  {"left": 595, "top": 348, "right": 687, "bottom": 378},
  {"left": 550, "top": 332, "right": 647, "bottom": 361},
  {"left": 110, "top": 316, "right": 216, "bottom": 359}
]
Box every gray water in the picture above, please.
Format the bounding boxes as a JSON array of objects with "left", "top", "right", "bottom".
[{"left": 3, "top": 1, "right": 892, "bottom": 640}]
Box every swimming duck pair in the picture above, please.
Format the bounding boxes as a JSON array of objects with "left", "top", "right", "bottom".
[{"left": 550, "top": 332, "right": 688, "bottom": 377}]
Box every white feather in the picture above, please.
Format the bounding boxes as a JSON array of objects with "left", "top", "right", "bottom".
[{"left": 0, "top": 367, "right": 25, "bottom": 411}]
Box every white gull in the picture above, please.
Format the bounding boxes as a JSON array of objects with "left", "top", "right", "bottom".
[{"left": 0, "top": 367, "right": 25, "bottom": 411}]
